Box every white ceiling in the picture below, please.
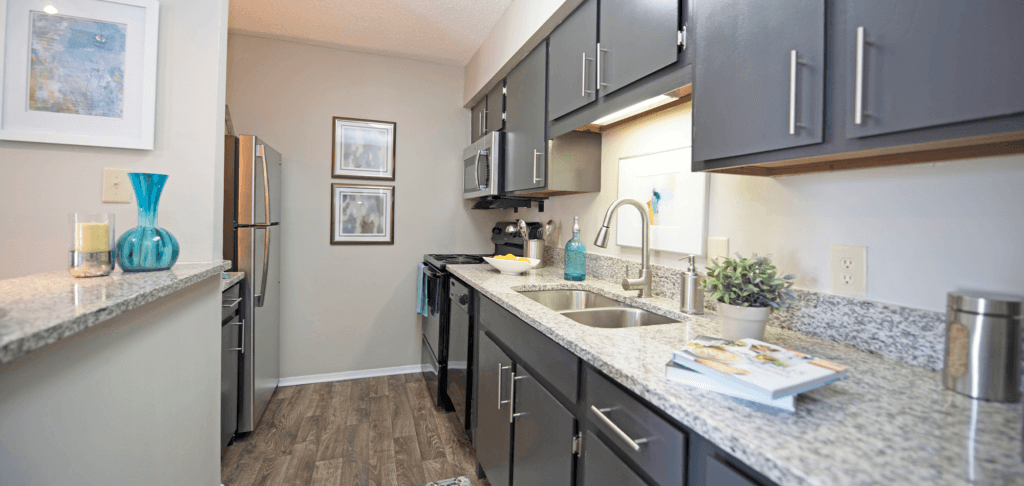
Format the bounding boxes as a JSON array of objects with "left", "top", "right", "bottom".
[{"left": 229, "top": 0, "right": 514, "bottom": 66}]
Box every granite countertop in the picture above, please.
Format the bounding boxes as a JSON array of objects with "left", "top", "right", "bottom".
[
  {"left": 222, "top": 272, "right": 244, "bottom": 292},
  {"left": 448, "top": 264, "right": 1024, "bottom": 486},
  {"left": 0, "top": 262, "right": 228, "bottom": 365}
]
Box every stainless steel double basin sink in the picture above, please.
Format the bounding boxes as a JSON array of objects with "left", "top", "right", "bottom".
[{"left": 518, "top": 289, "right": 680, "bottom": 329}]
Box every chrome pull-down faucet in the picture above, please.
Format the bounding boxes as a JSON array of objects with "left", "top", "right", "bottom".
[{"left": 594, "top": 198, "right": 652, "bottom": 298}]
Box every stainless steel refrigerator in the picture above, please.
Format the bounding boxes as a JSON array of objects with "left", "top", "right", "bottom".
[{"left": 224, "top": 134, "right": 282, "bottom": 433}]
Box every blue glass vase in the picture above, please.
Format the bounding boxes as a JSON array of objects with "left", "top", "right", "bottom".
[{"left": 117, "top": 173, "right": 179, "bottom": 272}]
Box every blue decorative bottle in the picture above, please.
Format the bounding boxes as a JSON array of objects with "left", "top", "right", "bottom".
[
  {"left": 565, "top": 216, "right": 587, "bottom": 281},
  {"left": 117, "top": 173, "right": 180, "bottom": 272}
]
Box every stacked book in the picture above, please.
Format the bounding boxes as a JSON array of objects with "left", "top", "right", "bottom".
[{"left": 666, "top": 335, "right": 848, "bottom": 412}]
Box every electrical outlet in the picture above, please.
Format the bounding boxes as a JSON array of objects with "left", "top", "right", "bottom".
[
  {"left": 708, "top": 237, "right": 729, "bottom": 264},
  {"left": 830, "top": 245, "right": 867, "bottom": 297},
  {"left": 102, "top": 168, "right": 132, "bottom": 203}
]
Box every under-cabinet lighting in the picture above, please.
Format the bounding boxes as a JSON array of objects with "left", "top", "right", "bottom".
[{"left": 592, "top": 95, "right": 675, "bottom": 125}]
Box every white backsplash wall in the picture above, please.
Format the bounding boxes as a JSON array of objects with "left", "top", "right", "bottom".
[
  {"left": 227, "top": 34, "right": 505, "bottom": 379},
  {"left": 516, "top": 101, "right": 1024, "bottom": 313}
]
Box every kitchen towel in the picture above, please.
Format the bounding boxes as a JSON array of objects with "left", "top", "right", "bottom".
[{"left": 417, "top": 263, "right": 429, "bottom": 317}]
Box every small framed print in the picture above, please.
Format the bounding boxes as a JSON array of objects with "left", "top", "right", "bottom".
[
  {"left": 331, "top": 117, "right": 396, "bottom": 180},
  {"left": 0, "top": 0, "right": 160, "bottom": 149},
  {"left": 330, "top": 184, "right": 394, "bottom": 245}
]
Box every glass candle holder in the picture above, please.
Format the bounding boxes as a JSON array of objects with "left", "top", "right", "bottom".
[{"left": 69, "top": 213, "right": 115, "bottom": 277}]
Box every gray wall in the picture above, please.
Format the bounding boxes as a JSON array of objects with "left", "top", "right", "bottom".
[
  {"left": 226, "top": 34, "right": 504, "bottom": 379},
  {"left": 0, "top": 278, "right": 221, "bottom": 485},
  {"left": 516, "top": 102, "right": 1024, "bottom": 313},
  {"left": 0, "top": 0, "right": 229, "bottom": 280}
]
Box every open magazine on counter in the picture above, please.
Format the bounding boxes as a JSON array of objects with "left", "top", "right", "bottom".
[{"left": 671, "top": 335, "right": 848, "bottom": 400}]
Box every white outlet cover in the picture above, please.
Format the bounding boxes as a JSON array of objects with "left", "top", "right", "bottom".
[
  {"left": 830, "top": 245, "right": 867, "bottom": 297},
  {"left": 102, "top": 168, "right": 132, "bottom": 203},
  {"left": 708, "top": 237, "right": 729, "bottom": 264}
]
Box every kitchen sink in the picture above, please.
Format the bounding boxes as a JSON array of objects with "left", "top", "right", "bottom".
[
  {"left": 517, "top": 289, "right": 680, "bottom": 328},
  {"left": 559, "top": 308, "right": 681, "bottom": 328},
  {"left": 518, "top": 289, "right": 626, "bottom": 311}
]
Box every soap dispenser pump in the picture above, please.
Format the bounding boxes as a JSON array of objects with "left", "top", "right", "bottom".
[{"left": 680, "top": 255, "right": 704, "bottom": 314}]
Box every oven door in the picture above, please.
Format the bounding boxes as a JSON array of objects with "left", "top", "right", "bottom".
[
  {"left": 420, "top": 264, "right": 449, "bottom": 409},
  {"left": 463, "top": 131, "right": 502, "bottom": 199}
]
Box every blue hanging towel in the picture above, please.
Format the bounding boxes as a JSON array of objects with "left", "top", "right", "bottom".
[{"left": 416, "top": 263, "right": 430, "bottom": 317}]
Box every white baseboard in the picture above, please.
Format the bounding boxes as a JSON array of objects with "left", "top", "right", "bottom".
[{"left": 278, "top": 364, "right": 430, "bottom": 387}]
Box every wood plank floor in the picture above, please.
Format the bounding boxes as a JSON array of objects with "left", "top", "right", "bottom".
[{"left": 222, "top": 373, "right": 491, "bottom": 486}]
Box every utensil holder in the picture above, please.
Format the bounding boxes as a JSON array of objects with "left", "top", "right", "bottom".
[{"left": 526, "top": 239, "right": 545, "bottom": 268}]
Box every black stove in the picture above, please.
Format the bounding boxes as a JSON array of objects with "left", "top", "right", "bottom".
[{"left": 424, "top": 253, "right": 487, "bottom": 271}]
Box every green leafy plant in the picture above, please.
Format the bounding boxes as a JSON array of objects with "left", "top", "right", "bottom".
[{"left": 704, "top": 254, "right": 796, "bottom": 309}]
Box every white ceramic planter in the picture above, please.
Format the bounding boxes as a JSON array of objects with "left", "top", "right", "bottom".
[{"left": 716, "top": 302, "right": 771, "bottom": 341}]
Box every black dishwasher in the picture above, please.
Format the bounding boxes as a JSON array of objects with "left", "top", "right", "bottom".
[{"left": 448, "top": 277, "right": 474, "bottom": 436}]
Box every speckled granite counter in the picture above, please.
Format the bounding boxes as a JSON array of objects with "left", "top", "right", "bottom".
[
  {"left": 0, "top": 262, "right": 228, "bottom": 365},
  {"left": 448, "top": 264, "right": 1024, "bottom": 486},
  {"left": 222, "top": 272, "right": 244, "bottom": 291}
]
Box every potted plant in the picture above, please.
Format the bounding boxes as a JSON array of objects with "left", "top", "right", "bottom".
[{"left": 704, "top": 254, "right": 796, "bottom": 340}]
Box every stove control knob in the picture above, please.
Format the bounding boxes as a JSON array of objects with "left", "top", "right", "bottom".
[
  {"left": 458, "top": 294, "right": 469, "bottom": 306},
  {"left": 505, "top": 224, "right": 517, "bottom": 235}
]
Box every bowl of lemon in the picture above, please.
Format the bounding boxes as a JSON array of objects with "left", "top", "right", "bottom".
[{"left": 483, "top": 254, "right": 542, "bottom": 276}]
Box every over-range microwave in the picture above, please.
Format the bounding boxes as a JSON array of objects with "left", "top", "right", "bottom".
[{"left": 463, "top": 131, "right": 503, "bottom": 199}]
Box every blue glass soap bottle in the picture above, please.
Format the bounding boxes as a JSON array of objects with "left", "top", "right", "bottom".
[{"left": 564, "top": 216, "right": 587, "bottom": 281}]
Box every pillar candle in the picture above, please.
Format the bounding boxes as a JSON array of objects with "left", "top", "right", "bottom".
[{"left": 75, "top": 223, "right": 110, "bottom": 253}]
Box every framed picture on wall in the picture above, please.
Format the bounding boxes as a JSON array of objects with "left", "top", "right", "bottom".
[
  {"left": 0, "top": 0, "right": 160, "bottom": 149},
  {"left": 331, "top": 117, "right": 396, "bottom": 180},
  {"left": 330, "top": 183, "right": 395, "bottom": 245}
]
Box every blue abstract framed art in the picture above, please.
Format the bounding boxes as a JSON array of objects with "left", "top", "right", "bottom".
[{"left": 0, "top": 0, "right": 159, "bottom": 149}]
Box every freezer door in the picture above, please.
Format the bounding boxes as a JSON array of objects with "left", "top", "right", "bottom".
[
  {"left": 238, "top": 135, "right": 283, "bottom": 226},
  {"left": 237, "top": 225, "right": 281, "bottom": 432}
]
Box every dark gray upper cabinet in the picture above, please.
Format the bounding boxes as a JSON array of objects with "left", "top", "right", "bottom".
[
  {"left": 693, "top": 0, "right": 824, "bottom": 161},
  {"left": 844, "top": 0, "right": 1024, "bottom": 139},
  {"left": 486, "top": 82, "right": 505, "bottom": 133},
  {"left": 477, "top": 331, "right": 513, "bottom": 486},
  {"left": 471, "top": 97, "right": 487, "bottom": 142},
  {"left": 505, "top": 41, "right": 548, "bottom": 194},
  {"left": 548, "top": 0, "right": 598, "bottom": 120},
  {"left": 598, "top": 0, "right": 680, "bottom": 97},
  {"left": 511, "top": 367, "right": 576, "bottom": 486}
]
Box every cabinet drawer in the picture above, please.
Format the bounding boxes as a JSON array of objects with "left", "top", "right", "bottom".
[
  {"left": 585, "top": 367, "right": 686, "bottom": 486},
  {"left": 582, "top": 430, "right": 650, "bottom": 486},
  {"left": 479, "top": 296, "right": 579, "bottom": 403},
  {"left": 222, "top": 282, "right": 242, "bottom": 323},
  {"left": 705, "top": 456, "right": 761, "bottom": 486}
]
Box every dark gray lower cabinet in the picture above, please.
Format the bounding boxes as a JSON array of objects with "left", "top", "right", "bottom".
[
  {"left": 844, "top": 0, "right": 1024, "bottom": 139},
  {"left": 511, "top": 366, "right": 576, "bottom": 485},
  {"left": 477, "top": 331, "right": 513, "bottom": 486},
  {"left": 689, "top": 435, "right": 772, "bottom": 486},
  {"left": 693, "top": 0, "right": 824, "bottom": 161},
  {"left": 220, "top": 317, "right": 240, "bottom": 451},
  {"left": 582, "top": 431, "right": 650, "bottom": 486}
]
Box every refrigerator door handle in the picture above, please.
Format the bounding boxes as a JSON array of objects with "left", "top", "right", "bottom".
[
  {"left": 255, "top": 227, "right": 270, "bottom": 307},
  {"left": 257, "top": 144, "right": 271, "bottom": 225}
]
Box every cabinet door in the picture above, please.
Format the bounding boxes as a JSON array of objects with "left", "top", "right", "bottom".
[
  {"left": 220, "top": 321, "right": 240, "bottom": 451},
  {"left": 548, "top": 0, "right": 597, "bottom": 120},
  {"left": 505, "top": 41, "right": 548, "bottom": 193},
  {"left": 598, "top": 0, "right": 679, "bottom": 97},
  {"left": 471, "top": 98, "right": 487, "bottom": 142},
  {"left": 486, "top": 82, "right": 505, "bottom": 133},
  {"left": 511, "top": 367, "right": 576, "bottom": 485},
  {"left": 582, "top": 431, "right": 649, "bottom": 486},
  {"left": 476, "top": 331, "right": 513, "bottom": 486},
  {"left": 845, "top": 0, "right": 1024, "bottom": 139},
  {"left": 692, "top": 0, "right": 824, "bottom": 161}
]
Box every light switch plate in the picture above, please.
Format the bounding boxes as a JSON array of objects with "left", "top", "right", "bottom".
[
  {"left": 102, "top": 168, "right": 132, "bottom": 203},
  {"left": 708, "top": 237, "right": 729, "bottom": 264},
  {"left": 830, "top": 245, "right": 867, "bottom": 297}
]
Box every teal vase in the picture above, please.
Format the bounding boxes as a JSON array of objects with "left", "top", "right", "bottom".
[
  {"left": 565, "top": 216, "right": 587, "bottom": 281},
  {"left": 117, "top": 173, "right": 179, "bottom": 272}
]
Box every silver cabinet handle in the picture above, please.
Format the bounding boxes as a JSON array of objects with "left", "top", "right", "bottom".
[
  {"left": 855, "top": 26, "right": 873, "bottom": 125},
  {"left": 532, "top": 150, "right": 543, "bottom": 184},
  {"left": 221, "top": 298, "right": 242, "bottom": 308},
  {"left": 229, "top": 321, "right": 244, "bottom": 352},
  {"left": 510, "top": 374, "right": 527, "bottom": 423},
  {"left": 597, "top": 43, "right": 609, "bottom": 90},
  {"left": 590, "top": 406, "right": 648, "bottom": 452},
  {"left": 582, "top": 53, "right": 593, "bottom": 96},
  {"left": 789, "top": 50, "right": 806, "bottom": 135},
  {"left": 497, "top": 363, "right": 511, "bottom": 409}
]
